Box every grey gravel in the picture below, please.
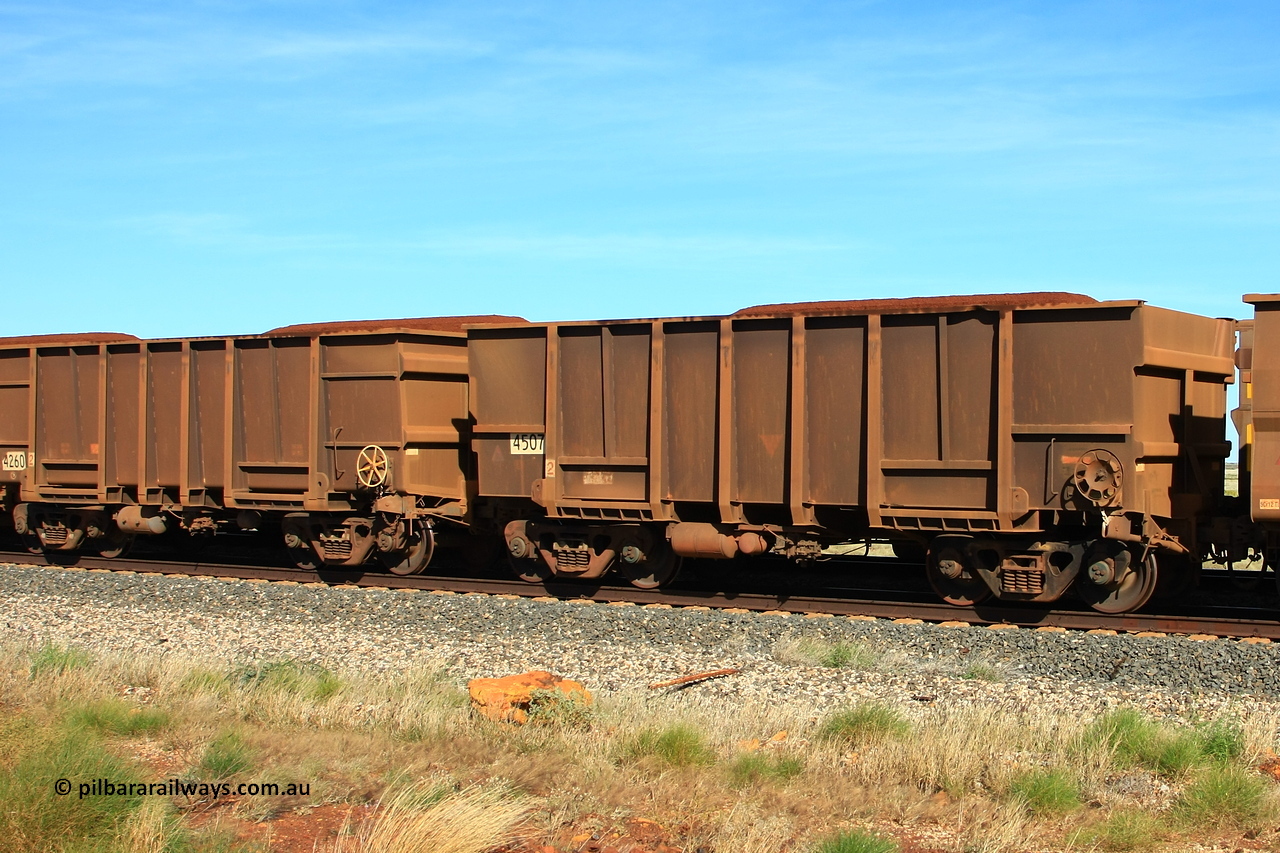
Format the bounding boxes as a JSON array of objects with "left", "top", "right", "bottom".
[{"left": 5, "top": 562, "right": 1280, "bottom": 721}]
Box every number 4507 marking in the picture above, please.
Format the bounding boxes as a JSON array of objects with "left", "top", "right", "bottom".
[{"left": 509, "top": 433, "right": 544, "bottom": 455}]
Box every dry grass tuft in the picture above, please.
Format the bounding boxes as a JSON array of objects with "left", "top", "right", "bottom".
[
  {"left": 775, "top": 635, "right": 880, "bottom": 669},
  {"left": 118, "top": 799, "right": 181, "bottom": 853},
  {"left": 682, "top": 799, "right": 797, "bottom": 853},
  {"left": 345, "top": 783, "right": 527, "bottom": 853}
]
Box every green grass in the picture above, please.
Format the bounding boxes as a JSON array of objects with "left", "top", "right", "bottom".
[
  {"left": 960, "top": 661, "right": 1000, "bottom": 681},
  {"left": 67, "top": 699, "right": 171, "bottom": 737},
  {"left": 1071, "top": 809, "right": 1161, "bottom": 851},
  {"left": 1004, "top": 768, "right": 1080, "bottom": 816},
  {"left": 232, "top": 660, "right": 344, "bottom": 701},
  {"left": 813, "top": 829, "right": 899, "bottom": 853},
  {"left": 1173, "top": 764, "right": 1272, "bottom": 829},
  {"left": 782, "top": 638, "right": 879, "bottom": 669},
  {"left": 727, "top": 751, "right": 804, "bottom": 787},
  {"left": 816, "top": 704, "right": 910, "bottom": 747},
  {"left": 625, "top": 723, "right": 715, "bottom": 767},
  {"left": 1080, "top": 706, "right": 1198, "bottom": 773},
  {"left": 526, "top": 687, "right": 594, "bottom": 729},
  {"left": 28, "top": 642, "right": 92, "bottom": 678},
  {"left": 1196, "top": 720, "right": 1245, "bottom": 762},
  {"left": 817, "top": 641, "right": 877, "bottom": 669},
  {"left": 198, "top": 731, "right": 253, "bottom": 780},
  {"left": 177, "top": 668, "right": 232, "bottom": 697},
  {"left": 0, "top": 713, "right": 184, "bottom": 853},
  {"left": 1082, "top": 708, "right": 1247, "bottom": 777}
]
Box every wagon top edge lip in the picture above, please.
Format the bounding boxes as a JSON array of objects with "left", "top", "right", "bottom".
[
  {"left": 467, "top": 292, "right": 1162, "bottom": 331},
  {"left": 0, "top": 315, "right": 531, "bottom": 348},
  {"left": 1244, "top": 293, "right": 1280, "bottom": 305}
]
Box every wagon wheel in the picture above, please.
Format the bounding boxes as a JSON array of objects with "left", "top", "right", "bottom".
[
  {"left": 509, "top": 548, "right": 552, "bottom": 583},
  {"left": 619, "top": 541, "right": 682, "bottom": 590},
  {"left": 356, "top": 445, "right": 390, "bottom": 489},
  {"left": 1077, "top": 547, "right": 1158, "bottom": 614},
  {"left": 98, "top": 531, "right": 134, "bottom": 559},
  {"left": 380, "top": 524, "right": 434, "bottom": 576},
  {"left": 289, "top": 547, "right": 319, "bottom": 571},
  {"left": 286, "top": 538, "right": 319, "bottom": 570},
  {"left": 925, "top": 541, "right": 990, "bottom": 606}
]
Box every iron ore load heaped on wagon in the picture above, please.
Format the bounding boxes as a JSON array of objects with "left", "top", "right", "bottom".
[
  {"left": 0, "top": 316, "right": 521, "bottom": 575},
  {"left": 469, "top": 292, "right": 1236, "bottom": 613}
]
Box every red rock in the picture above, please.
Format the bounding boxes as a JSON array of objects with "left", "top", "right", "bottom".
[{"left": 467, "top": 670, "right": 592, "bottom": 724}]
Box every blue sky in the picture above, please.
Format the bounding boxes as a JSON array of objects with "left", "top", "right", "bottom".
[{"left": 2, "top": 1, "right": 1277, "bottom": 338}]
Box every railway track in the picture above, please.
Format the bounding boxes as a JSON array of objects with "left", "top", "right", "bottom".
[{"left": 5, "top": 549, "right": 1280, "bottom": 641}]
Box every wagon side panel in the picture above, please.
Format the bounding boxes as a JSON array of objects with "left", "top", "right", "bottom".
[
  {"left": 729, "top": 319, "right": 790, "bottom": 515},
  {"left": 661, "top": 321, "right": 718, "bottom": 508},
  {"left": 230, "top": 337, "right": 314, "bottom": 503},
  {"left": 190, "top": 340, "right": 228, "bottom": 497},
  {"left": 468, "top": 327, "right": 548, "bottom": 499},
  {"left": 317, "top": 334, "right": 402, "bottom": 500},
  {"left": 396, "top": 336, "right": 471, "bottom": 507},
  {"left": 143, "top": 341, "right": 185, "bottom": 503},
  {"left": 0, "top": 346, "right": 31, "bottom": 492},
  {"left": 877, "top": 310, "right": 999, "bottom": 515},
  {"left": 1011, "top": 306, "right": 1139, "bottom": 513},
  {"left": 1246, "top": 295, "right": 1280, "bottom": 523},
  {"left": 803, "top": 317, "right": 865, "bottom": 508},
  {"left": 30, "top": 344, "right": 109, "bottom": 498},
  {"left": 551, "top": 324, "right": 651, "bottom": 505}
]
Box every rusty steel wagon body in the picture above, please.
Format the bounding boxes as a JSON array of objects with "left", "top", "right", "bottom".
[
  {"left": 1240, "top": 295, "right": 1280, "bottom": 571},
  {"left": 0, "top": 317, "right": 516, "bottom": 573},
  {"left": 470, "top": 293, "right": 1237, "bottom": 612},
  {"left": 0, "top": 291, "right": 1262, "bottom": 615}
]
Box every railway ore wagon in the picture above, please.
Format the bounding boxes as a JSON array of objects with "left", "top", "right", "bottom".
[
  {"left": 1, "top": 317, "right": 515, "bottom": 574},
  {"left": 1242, "top": 294, "right": 1280, "bottom": 578},
  {"left": 469, "top": 293, "right": 1235, "bottom": 613},
  {"left": 0, "top": 332, "right": 142, "bottom": 547}
]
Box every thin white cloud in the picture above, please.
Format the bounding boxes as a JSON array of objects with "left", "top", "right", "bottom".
[
  {"left": 112, "top": 213, "right": 854, "bottom": 259},
  {"left": 252, "top": 32, "right": 488, "bottom": 61}
]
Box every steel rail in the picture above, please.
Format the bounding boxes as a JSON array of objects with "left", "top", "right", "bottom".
[{"left": 4, "top": 550, "right": 1280, "bottom": 639}]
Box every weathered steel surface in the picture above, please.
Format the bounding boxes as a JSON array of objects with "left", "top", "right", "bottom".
[
  {"left": 0, "top": 320, "right": 486, "bottom": 516},
  {"left": 1244, "top": 295, "right": 1280, "bottom": 531},
  {"left": 469, "top": 294, "right": 1235, "bottom": 543},
  {"left": 732, "top": 291, "right": 1097, "bottom": 317},
  {"left": 263, "top": 315, "right": 525, "bottom": 337}
]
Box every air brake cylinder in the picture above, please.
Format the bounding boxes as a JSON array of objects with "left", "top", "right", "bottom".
[
  {"left": 668, "top": 523, "right": 768, "bottom": 559},
  {"left": 114, "top": 506, "right": 168, "bottom": 535}
]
